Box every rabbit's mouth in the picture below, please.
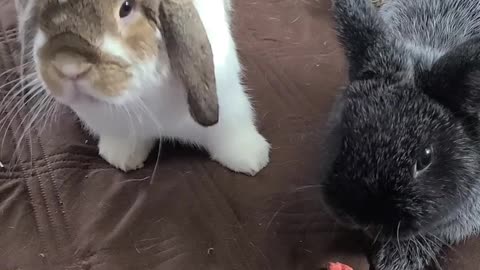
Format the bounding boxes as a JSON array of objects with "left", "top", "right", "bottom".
[
  {"left": 35, "top": 31, "right": 134, "bottom": 105},
  {"left": 37, "top": 56, "right": 134, "bottom": 107},
  {"left": 362, "top": 222, "right": 425, "bottom": 242},
  {"left": 45, "top": 80, "right": 101, "bottom": 107}
]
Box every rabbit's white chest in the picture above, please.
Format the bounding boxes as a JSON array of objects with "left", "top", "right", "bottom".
[{"left": 71, "top": 77, "right": 193, "bottom": 140}]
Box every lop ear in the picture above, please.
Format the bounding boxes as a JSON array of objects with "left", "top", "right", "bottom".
[
  {"left": 158, "top": 0, "right": 219, "bottom": 127},
  {"left": 416, "top": 37, "right": 480, "bottom": 116}
]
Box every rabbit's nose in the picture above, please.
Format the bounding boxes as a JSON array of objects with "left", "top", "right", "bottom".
[{"left": 52, "top": 53, "right": 92, "bottom": 80}]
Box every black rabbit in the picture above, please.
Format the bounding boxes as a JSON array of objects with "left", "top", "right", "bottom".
[{"left": 321, "top": 0, "right": 480, "bottom": 269}]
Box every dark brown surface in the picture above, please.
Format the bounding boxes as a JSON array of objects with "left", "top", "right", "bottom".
[{"left": 0, "top": 0, "right": 478, "bottom": 269}]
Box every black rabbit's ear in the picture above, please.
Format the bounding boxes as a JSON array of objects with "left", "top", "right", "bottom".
[
  {"left": 416, "top": 37, "right": 480, "bottom": 115},
  {"left": 333, "top": 0, "right": 404, "bottom": 81}
]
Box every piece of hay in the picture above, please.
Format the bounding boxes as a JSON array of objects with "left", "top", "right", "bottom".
[
  {"left": 372, "top": 0, "right": 384, "bottom": 7},
  {"left": 328, "top": 262, "right": 353, "bottom": 270}
]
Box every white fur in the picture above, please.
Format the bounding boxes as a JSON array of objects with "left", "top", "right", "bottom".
[
  {"left": 101, "top": 34, "right": 133, "bottom": 63},
  {"left": 30, "top": 0, "right": 271, "bottom": 175}
]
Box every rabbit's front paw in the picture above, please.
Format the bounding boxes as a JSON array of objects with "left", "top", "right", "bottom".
[
  {"left": 209, "top": 129, "right": 270, "bottom": 176},
  {"left": 98, "top": 136, "right": 156, "bottom": 172}
]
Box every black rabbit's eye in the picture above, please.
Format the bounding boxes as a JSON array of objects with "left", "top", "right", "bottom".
[
  {"left": 415, "top": 145, "right": 433, "bottom": 175},
  {"left": 119, "top": 0, "right": 135, "bottom": 18}
]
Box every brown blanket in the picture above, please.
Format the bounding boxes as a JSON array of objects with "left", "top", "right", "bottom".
[{"left": 0, "top": 0, "right": 477, "bottom": 269}]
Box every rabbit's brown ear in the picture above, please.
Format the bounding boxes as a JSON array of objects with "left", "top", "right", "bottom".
[{"left": 158, "top": 0, "right": 219, "bottom": 127}]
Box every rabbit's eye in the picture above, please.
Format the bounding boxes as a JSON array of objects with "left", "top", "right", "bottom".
[
  {"left": 414, "top": 145, "right": 433, "bottom": 176},
  {"left": 119, "top": 0, "right": 135, "bottom": 18}
]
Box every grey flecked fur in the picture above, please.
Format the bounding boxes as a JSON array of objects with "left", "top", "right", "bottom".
[
  {"left": 380, "top": 0, "right": 480, "bottom": 245},
  {"left": 329, "top": 0, "right": 480, "bottom": 269}
]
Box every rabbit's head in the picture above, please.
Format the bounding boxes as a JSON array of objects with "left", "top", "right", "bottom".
[
  {"left": 17, "top": 0, "right": 218, "bottom": 126},
  {"left": 321, "top": 0, "right": 480, "bottom": 241},
  {"left": 321, "top": 78, "right": 479, "bottom": 241}
]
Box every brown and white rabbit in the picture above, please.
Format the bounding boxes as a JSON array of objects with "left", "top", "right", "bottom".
[{"left": 15, "top": 0, "right": 270, "bottom": 175}]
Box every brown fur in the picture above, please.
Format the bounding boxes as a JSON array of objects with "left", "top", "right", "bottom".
[
  {"left": 372, "top": 0, "right": 385, "bottom": 7},
  {"left": 34, "top": 0, "right": 219, "bottom": 126},
  {"left": 123, "top": 13, "right": 159, "bottom": 60},
  {"left": 157, "top": 0, "right": 219, "bottom": 126}
]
